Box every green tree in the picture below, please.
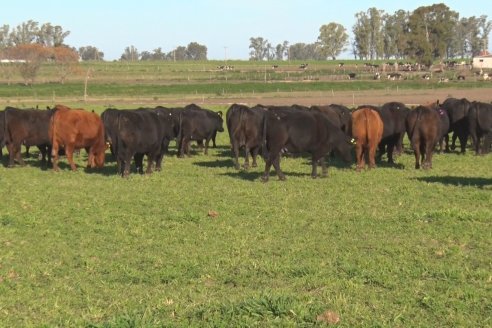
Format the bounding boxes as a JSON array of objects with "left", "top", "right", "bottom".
[
  {"left": 120, "top": 45, "right": 139, "bottom": 61},
  {"left": 353, "top": 8, "right": 385, "bottom": 60},
  {"left": 37, "top": 23, "right": 70, "bottom": 47},
  {"left": 78, "top": 46, "right": 104, "bottom": 61},
  {"left": 352, "top": 11, "right": 370, "bottom": 59},
  {"left": 186, "top": 42, "right": 207, "bottom": 60},
  {"left": 407, "top": 3, "right": 458, "bottom": 64},
  {"left": 275, "top": 41, "right": 289, "bottom": 60},
  {"left": 478, "top": 15, "right": 492, "bottom": 53},
  {"left": 317, "top": 22, "right": 348, "bottom": 60},
  {"left": 249, "top": 37, "right": 270, "bottom": 60},
  {"left": 383, "top": 10, "right": 409, "bottom": 59}
]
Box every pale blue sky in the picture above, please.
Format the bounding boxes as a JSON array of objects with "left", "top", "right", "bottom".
[{"left": 1, "top": 0, "right": 491, "bottom": 60}]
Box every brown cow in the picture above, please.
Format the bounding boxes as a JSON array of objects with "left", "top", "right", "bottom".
[
  {"left": 351, "top": 106, "right": 384, "bottom": 171},
  {"left": 49, "top": 105, "right": 106, "bottom": 171},
  {"left": 405, "top": 102, "right": 441, "bottom": 169}
]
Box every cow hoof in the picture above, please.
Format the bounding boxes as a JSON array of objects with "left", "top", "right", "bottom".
[
  {"left": 260, "top": 176, "right": 269, "bottom": 183},
  {"left": 243, "top": 164, "right": 250, "bottom": 170},
  {"left": 278, "top": 175, "right": 286, "bottom": 181},
  {"left": 252, "top": 163, "right": 258, "bottom": 168},
  {"left": 311, "top": 175, "right": 317, "bottom": 179}
]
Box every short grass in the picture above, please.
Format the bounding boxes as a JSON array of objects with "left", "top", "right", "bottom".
[{"left": 0, "top": 107, "right": 490, "bottom": 327}]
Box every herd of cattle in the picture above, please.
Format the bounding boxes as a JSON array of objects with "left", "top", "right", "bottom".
[{"left": 0, "top": 98, "right": 490, "bottom": 181}]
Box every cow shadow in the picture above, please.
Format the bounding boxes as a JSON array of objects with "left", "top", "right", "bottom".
[
  {"left": 221, "top": 170, "right": 312, "bottom": 182},
  {"left": 376, "top": 161, "right": 406, "bottom": 169},
  {"left": 83, "top": 165, "right": 117, "bottom": 176},
  {"left": 414, "top": 176, "right": 492, "bottom": 189},
  {"left": 193, "top": 158, "right": 234, "bottom": 169}
]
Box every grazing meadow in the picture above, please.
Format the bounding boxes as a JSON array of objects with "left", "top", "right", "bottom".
[
  {"left": 0, "top": 60, "right": 491, "bottom": 326},
  {"left": 0, "top": 103, "right": 490, "bottom": 326}
]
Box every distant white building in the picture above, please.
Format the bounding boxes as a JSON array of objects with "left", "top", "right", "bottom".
[
  {"left": 0, "top": 59, "right": 27, "bottom": 63},
  {"left": 472, "top": 54, "right": 492, "bottom": 69}
]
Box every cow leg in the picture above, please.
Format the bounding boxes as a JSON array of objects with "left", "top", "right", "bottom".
[
  {"left": 481, "top": 132, "right": 491, "bottom": 155},
  {"left": 204, "top": 138, "right": 210, "bottom": 155},
  {"left": 7, "top": 143, "right": 16, "bottom": 167},
  {"left": 243, "top": 146, "right": 250, "bottom": 170},
  {"left": 15, "top": 144, "right": 25, "bottom": 166},
  {"left": 450, "top": 132, "right": 458, "bottom": 151},
  {"left": 272, "top": 156, "right": 285, "bottom": 181},
  {"left": 65, "top": 145, "right": 77, "bottom": 171},
  {"left": 424, "top": 142, "right": 434, "bottom": 169},
  {"left": 145, "top": 155, "right": 154, "bottom": 174},
  {"left": 51, "top": 142, "right": 60, "bottom": 171},
  {"left": 320, "top": 157, "right": 328, "bottom": 177},
  {"left": 134, "top": 154, "right": 144, "bottom": 174},
  {"left": 355, "top": 143, "right": 364, "bottom": 172},
  {"left": 413, "top": 141, "right": 421, "bottom": 169},
  {"left": 458, "top": 131, "right": 468, "bottom": 154},
  {"left": 387, "top": 142, "right": 395, "bottom": 164},
  {"left": 231, "top": 140, "right": 240, "bottom": 169},
  {"left": 250, "top": 147, "right": 259, "bottom": 168},
  {"left": 368, "top": 144, "right": 378, "bottom": 169},
  {"left": 311, "top": 155, "right": 318, "bottom": 178},
  {"left": 261, "top": 158, "right": 272, "bottom": 182}
]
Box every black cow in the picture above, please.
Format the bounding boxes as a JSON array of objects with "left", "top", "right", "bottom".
[
  {"left": 376, "top": 102, "right": 410, "bottom": 163},
  {"left": 435, "top": 106, "right": 450, "bottom": 153},
  {"left": 406, "top": 104, "right": 441, "bottom": 169},
  {"left": 0, "top": 110, "right": 5, "bottom": 159},
  {"left": 178, "top": 104, "right": 224, "bottom": 157},
  {"left": 102, "top": 108, "right": 178, "bottom": 177},
  {"left": 310, "top": 104, "right": 352, "bottom": 136},
  {"left": 441, "top": 98, "right": 471, "bottom": 153},
  {"left": 3, "top": 107, "right": 55, "bottom": 167},
  {"left": 100, "top": 108, "right": 120, "bottom": 160},
  {"left": 468, "top": 102, "right": 492, "bottom": 155},
  {"left": 226, "top": 103, "right": 266, "bottom": 169},
  {"left": 261, "top": 108, "right": 353, "bottom": 181}
]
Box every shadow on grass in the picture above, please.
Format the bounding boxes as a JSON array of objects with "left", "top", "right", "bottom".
[
  {"left": 414, "top": 176, "right": 492, "bottom": 189},
  {"left": 193, "top": 158, "right": 235, "bottom": 168},
  {"left": 221, "top": 170, "right": 315, "bottom": 182}
]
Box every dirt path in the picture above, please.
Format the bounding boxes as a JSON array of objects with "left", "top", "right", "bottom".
[{"left": 1, "top": 87, "right": 491, "bottom": 108}]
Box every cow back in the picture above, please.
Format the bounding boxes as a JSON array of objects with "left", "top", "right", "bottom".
[
  {"left": 51, "top": 107, "right": 105, "bottom": 152},
  {"left": 351, "top": 106, "right": 384, "bottom": 146},
  {"left": 379, "top": 102, "right": 409, "bottom": 139},
  {"left": 406, "top": 106, "right": 440, "bottom": 143},
  {"left": 4, "top": 107, "right": 54, "bottom": 146}
]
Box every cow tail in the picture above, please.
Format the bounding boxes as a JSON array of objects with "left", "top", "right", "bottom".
[
  {"left": 3, "top": 108, "right": 8, "bottom": 146},
  {"left": 49, "top": 109, "right": 58, "bottom": 157},
  {"left": 408, "top": 107, "right": 422, "bottom": 140},
  {"left": 363, "top": 109, "right": 370, "bottom": 145},
  {"left": 176, "top": 111, "right": 183, "bottom": 149},
  {"left": 261, "top": 113, "right": 268, "bottom": 160},
  {"left": 232, "top": 106, "right": 245, "bottom": 144}
]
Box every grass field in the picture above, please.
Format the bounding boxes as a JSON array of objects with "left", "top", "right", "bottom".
[
  {"left": 1, "top": 60, "right": 491, "bottom": 107},
  {"left": 0, "top": 104, "right": 490, "bottom": 326}
]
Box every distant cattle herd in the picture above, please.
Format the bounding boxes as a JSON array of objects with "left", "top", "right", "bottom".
[{"left": 0, "top": 98, "right": 490, "bottom": 180}]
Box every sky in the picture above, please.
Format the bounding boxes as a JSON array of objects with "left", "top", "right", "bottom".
[{"left": 1, "top": 0, "right": 491, "bottom": 60}]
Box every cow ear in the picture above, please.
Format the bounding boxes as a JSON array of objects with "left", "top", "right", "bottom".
[{"left": 217, "top": 111, "right": 223, "bottom": 117}]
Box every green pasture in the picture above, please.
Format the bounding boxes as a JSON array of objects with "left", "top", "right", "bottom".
[
  {"left": 0, "top": 106, "right": 490, "bottom": 326},
  {"left": 1, "top": 60, "right": 490, "bottom": 105}
]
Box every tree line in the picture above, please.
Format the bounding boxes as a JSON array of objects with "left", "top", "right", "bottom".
[{"left": 248, "top": 3, "right": 491, "bottom": 65}]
